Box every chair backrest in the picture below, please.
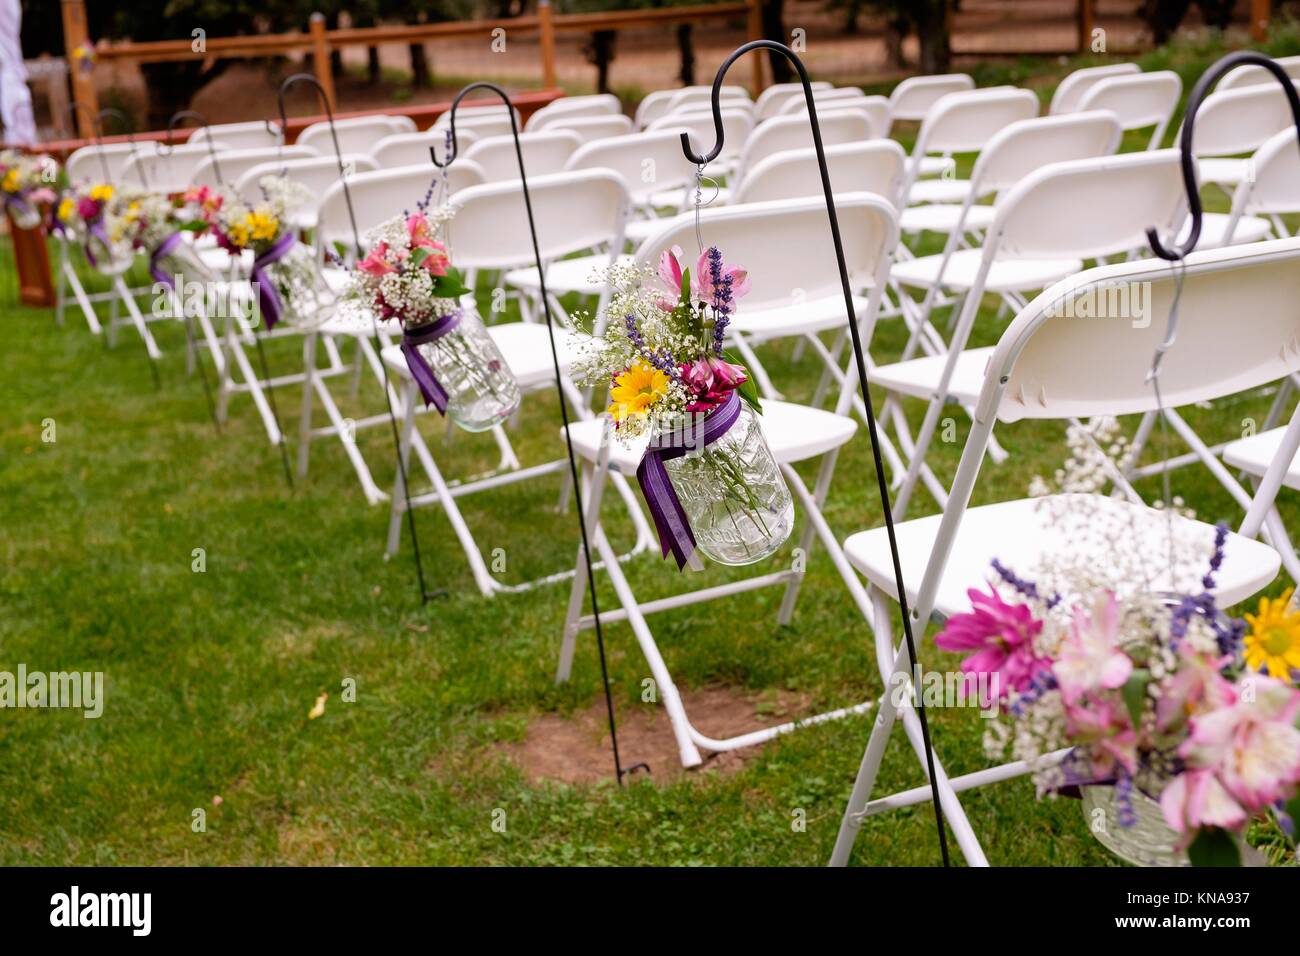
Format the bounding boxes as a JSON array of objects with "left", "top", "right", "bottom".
[
  {"left": 316, "top": 162, "right": 477, "bottom": 248},
  {"left": 647, "top": 110, "right": 754, "bottom": 161},
  {"left": 1184, "top": 81, "right": 1300, "bottom": 158},
  {"left": 191, "top": 145, "right": 318, "bottom": 190},
  {"left": 734, "top": 140, "right": 907, "bottom": 208},
  {"left": 632, "top": 193, "right": 899, "bottom": 313},
  {"left": 235, "top": 154, "right": 380, "bottom": 208},
  {"left": 564, "top": 129, "right": 698, "bottom": 206},
  {"left": 297, "top": 115, "right": 414, "bottom": 156},
  {"left": 121, "top": 142, "right": 232, "bottom": 193},
  {"left": 911, "top": 87, "right": 1039, "bottom": 159},
  {"left": 637, "top": 87, "right": 749, "bottom": 128},
  {"left": 1217, "top": 54, "right": 1300, "bottom": 91},
  {"left": 887, "top": 73, "right": 975, "bottom": 122},
  {"left": 777, "top": 86, "right": 865, "bottom": 114},
  {"left": 432, "top": 105, "right": 521, "bottom": 141},
  {"left": 65, "top": 140, "right": 158, "bottom": 185},
  {"left": 782, "top": 94, "right": 891, "bottom": 139},
  {"left": 461, "top": 129, "right": 582, "bottom": 180},
  {"left": 1077, "top": 70, "right": 1181, "bottom": 148},
  {"left": 987, "top": 150, "right": 1186, "bottom": 263},
  {"left": 536, "top": 114, "right": 634, "bottom": 143},
  {"left": 191, "top": 120, "right": 284, "bottom": 151},
  {"left": 753, "top": 81, "right": 835, "bottom": 121},
  {"left": 446, "top": 168, "right": 628, "bottom": 269},
  {"left": 1049, "top": 62, "right": 1141, "bottom": 114},
  {"left": 371, "top": 128, "right": 480, "bottom": 169},
  {"left": 734, "top": 110, "right": 874, "bottom": 187},
  {"left": 526, "top": 95, "right": 622, "bottom": 131},
  {"left": 1238, "top": 127, "right": 1300, "bottom": 216},
  {"left": 969, "top": 110, "right": 1123, "bottom": 199}
]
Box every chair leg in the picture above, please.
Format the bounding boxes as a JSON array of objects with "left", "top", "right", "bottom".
[
  {"left": 557, "top": 459, "right": 609, "bottom": 684},
  {"left": 297, "top": 332, "right": 318, "bottom": 479}
]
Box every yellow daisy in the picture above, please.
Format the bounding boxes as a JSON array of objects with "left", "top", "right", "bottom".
[
  {"left": 246, "top": 209, "right": 279, "bottom": 242},
  {"left": 90, "top": 184, "right": 113, "bottom": 203},
  {"left": 226, "top": 220, "right": 251, "bottom": 249},
  {"left": 1244, "top": 588, "right": 1300, "bottom": 681},
  {"left": 608, "top": 360, "right": 669, "bottom": 422},
  {"left": 1, "top": 168, "right": 18, "bottom": 192},
  {"left": 57, "top": 197, "right": 74, "bottom": 223}
]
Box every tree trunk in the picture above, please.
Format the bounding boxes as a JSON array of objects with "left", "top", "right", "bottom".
[
  {"left": 584, "top": 30, "right": 617, "bottom": 94},
  {"left": 141, "top": 60, "right": 230, "bottom": 131},
  {"left": 885, "top": 16, "right": 908, "bottom": 69},
  {"left": 913, "top": 0, "right": 951, "bottom": 75},
  {"left": 368, "top": 47, "right": 381, "bottom": 85},
  {"left": 327, "top": 10, "right": 344, "bottom": 78},
  {"left": 1143, "top": 0, "right": 1194, "bottom": 44},
  {"left": 409, "top": 43, "right": 431, "bottom": 88},
  {"left": 676, "top": 23, "right": 695, "bottom": 86},
  {"left": 761, "top": 0, "right": 792, "bottom": 84}
]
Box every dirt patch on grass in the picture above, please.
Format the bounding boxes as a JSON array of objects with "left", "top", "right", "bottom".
[{"left": 503, "top": 686, "right": 813, "bottom": 786}]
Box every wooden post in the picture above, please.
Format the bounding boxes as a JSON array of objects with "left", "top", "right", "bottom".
[
  {"left": 538, "top": 0, "right": 557, "bottom": 90},
  {"left": 1251, "top": 0, "right": 1271, "bottom": 43},
  {"left": 60, "top": 0, "right": 99, "bottom": 137},
  {"left": 309, "top": 12, "right": 336, "bottom": 111},
  {"left": 8, "top": 214, "right": 57, "bottom": 308},
  {"left": 1077, "top": 0, "right": 1094, "bottom": 54},
  {"left": 747, "top": 0, "right": 764, "bottom": 97}
]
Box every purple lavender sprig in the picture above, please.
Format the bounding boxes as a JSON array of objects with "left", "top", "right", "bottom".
[
  {"left": 991, "top": 558, "right": 1061, "bottom": 609},
  {"left": 623, "top": 313, "right": 680, "bottom": 379},
  {"left": 706, "top": 246, "right": 733, "bottom": 356}
]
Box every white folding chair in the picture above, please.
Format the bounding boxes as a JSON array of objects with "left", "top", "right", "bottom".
[
  {"left": 645, "top": 109, "right": 753, "bottom": 186},
  {"left": 1048, "top": 62, "right": 1140, "bottom": 114},
  {"left": 536, "top": 114, "right": 634, "bottom": 144},
  {"left": 831, "top": 237, "right": 1300, "bottom": 867},
  {"left": 1217, "top": 54, "right": 1300, "bottom": 91},
  {"left": 554, "top": 192, "right": 902, "bottom": 768},
  {"left": 191, "top": 120, "right": 284, "bottom": 151},
  {"left": 735, "top": 139, "right": 907, "bottom": 208},
  {"left": 190, "top": 145, "right": 318, "bottom": 191},
  {"left": 432, "top": 108, "right": 520, "bottom": 142},
  {"left": 297, "top": 114, "right": 414, "bottom": 155},
  {"left": 1185, "top": 80, "right": 1300, "bottom": 192},
  {"left": 887, "top": 73, "right": 975, "bottom": 126},
  {"left": 525, "top": 93, "right": 622, "bottom": 131},
  {"left": 752, "top": 80, "right": 834, "bottom": 121},
  {"left": 461, "top": 129, "right": 582, "bottom": 180},
  {"left": 371, "top": 128, "right": 478, "bottom": 169},
  {"left": 782, "top": 93, "right": 891, "bottom": 140},
  {"left": 878, "top": 150, "right": 1190, "bottom": 517},
  {"left": 1076, "top": 70, "right": 1181, "bottom": 150},
  {"left": 376, "top": 169, "right": 657, "bottom": 592}
]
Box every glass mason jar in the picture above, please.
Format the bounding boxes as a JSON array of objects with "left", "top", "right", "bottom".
[
  {"left": 1080, "top": 785, "right": 1187, "bottom": 867},
  {"left": 662, "top": 401, "right": 794, "bottom": 566},
  {"left": 152, "top": 237, "right": 215, "bottom": 290},
  {"left": 7, "top": 198, "right": 42, "bottom": 231},
  {"left": 407, "top": 310, "right": 520, "bottom": 433},
  {"left": 85, "top": 227, "right": 135, "bottom": 276},
  {"left": 258, "top": 241, "right": 335, "bottom": 331}
]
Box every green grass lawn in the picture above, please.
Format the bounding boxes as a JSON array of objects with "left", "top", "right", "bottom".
[{"left": 3, "top": 30, "right": 1299, "bottom": 866}]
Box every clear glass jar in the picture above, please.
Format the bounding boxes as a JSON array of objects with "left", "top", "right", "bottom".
[
  {"left": 662, "top": 401, "right": 794, "bottom": 565},
  {"left": 7, "top": 200, "right": 42, "bottom": 231},
  {"left": 408, "top": 310, "right": 520, "bottom": 433},
  {"left": 152, "top": 238, "right": 215, "bottom": 289},
  {"left": 259, "top": 241, "right": 335, "bottom": 331},
  {"left": 85, "top": 228, "right": 135, "bottom": 276},
  {"left": 1081, "top": 785, "right": 1187, "bottom": 867}
]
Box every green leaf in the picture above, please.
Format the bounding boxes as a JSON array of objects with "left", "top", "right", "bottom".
[
  {"left": 724, "top": 348, "right": 763, "bottom": 415},
  {"left": 1284, "top": 796, "right": 1300, "bottom": 847},
  {"left": 1187, "top": 827, "right": 1242, "bottom": 867},
  {"left": 431, "top": 274, "right": 472, "bottom": 300},
  {"left": 1120, "top": 668, "right": 1151, "bottom": 729},
  {"left": 679, "top": 266, "right": 691, "bottom": 307},
  {"left": 409, "top": 246, "right": 431, "bottom": 267},
  {"left": 178, "top": 220, "right": 207, "bottom": 233}
]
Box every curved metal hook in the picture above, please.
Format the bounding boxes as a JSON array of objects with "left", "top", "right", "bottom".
[
  {"left": 1147, "top": 51, "right": 1300, "bottom": 261},
  {"left": 428, "top": 82, "right": 516, "bottom": 168},
  {"left": 94, "top": 107, "right": 151, "bottom": 188},
  {"left": 275, "top": 72, "right": 361, "bottom": 250},
  {"left": 61, "top": 102, "right": 112, "bottom": 182},
  {"left": 685, "top": 39, "right": 951, "bottom": 867},
  {"left": 164, "top": 109, "right": 225, "bottom": 186}
]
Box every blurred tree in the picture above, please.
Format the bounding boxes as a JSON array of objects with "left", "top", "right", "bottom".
[
  {"left": 1141, "top": 0, "right": 1237, "bottom": 44},
  {"left": 818, "top": 0, "right": 949, "bottom": 72}
]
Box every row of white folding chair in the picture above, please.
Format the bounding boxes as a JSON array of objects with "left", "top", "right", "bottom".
[
  {"left": 1074, "top": 69, "right": 1181, "bottom": 150},
  {"left": 191, "top": 119, "right": 283, "bottom": 152},
  {"left": 887, "top": 73, "right": 975, "bottom": 123},
  {"left": 297, "top": 113, "right": 416, "bottom": 156},
  {"left": 550, "top": 192, "right": 900, "bottom": 767},
  {"left": 752, "top": 80, "right": 834, "bottom": 120},
  {"left": 377, "top": 169, "right": 657, "bottom": 592},
  {"left": 1048, "top": 61, "right": 1141, "bottom": 114},
  {"left": 1186, "top": 78, "right": 1300, "bottom": 190},
  {"left": 831, "top": 235, "right": 1300, "bottom": 868},
  {"left": 778, "top": 92, "right": 892, "bottom": 139},
  {"left": 190, "top": 144, "right": 318, "bottom": 191},
  {"left": 1218, "top": 53, "right": 1300, "bottom": 90},
  {"left": 526, "top": 93, "right": 622, "bottom": 130},
  {"left": 877, "top": 150, "right": 1191, "bottom": 519},
  {"left": 431, "top": 104, "right": 522, "bottom": 143},
  {"left": 371, "top": 126, "right": 480, "bottom": 168},
  {"left": 634, "top": 84, "right": 750, "bottom": 128}
]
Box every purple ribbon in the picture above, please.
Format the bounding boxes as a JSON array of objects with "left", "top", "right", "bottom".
[
  {"left": 400, "top": 311, "right": 463, "bottom": 414},
  {"left": 251, "top": 231, "right": 296, "bottom": 330},
  {"left": 83, "top": 221, "right": 110, "bottom": 269},
  {"left": 636, "top": 390, "right": 742, "bottom": 570},
  {"left": 150, "top": 232, "right": 184, "bottom": 289}
]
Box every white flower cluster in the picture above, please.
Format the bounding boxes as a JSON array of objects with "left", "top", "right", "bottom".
[
  {"left": 118, "top": 189, "right": 180, "bottom": 250},
  {"left": 257, "top": 174, "right": 313, "bottom": 217}
]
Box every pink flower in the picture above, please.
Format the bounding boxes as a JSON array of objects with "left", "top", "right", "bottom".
[
  {"left": 1160, "top": 769, "right": 1250, "bottom": 835},
  {"left": 77, "top": 197, "right": 99, "bottom": 221},
  {"left": 656, "top": 245, "right": 686, "bottom": 310},
  {"left": 1156, "top": 646, "right": 1236, "bottom": 732},
  {"left": 358, "top": 241, "right": 396, "bottom": 276},
  {"left": 679, "top": 356, "right": 747, "bottom": 413},
  {"left": 1052, "top": 592, "right": 1133, "bottom": 705},
  {"left": 1062, "top": 694, "right": 1138, "bottom": 779},
  {"left": 934, "top": 586, "right": 1048, "bottom": 696},
  {"left": 694, "top": 247, "right": 752, "bottom": 303}
]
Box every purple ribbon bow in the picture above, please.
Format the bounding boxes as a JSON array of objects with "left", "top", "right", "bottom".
[
  {"left": 400, "top": 311, "right": 463, "bottom": 414},
  {"left": 150, "top": 232, "right": 184, "bottom": 289},
  {"left": 251, "top": 231, "right": 296, "bottom": 330},
  {"left": 83, "top": 221, "right": 110, "bottom": 269},
  {"left": 636, "top": 390, "right": 742, "bottom": 571}
]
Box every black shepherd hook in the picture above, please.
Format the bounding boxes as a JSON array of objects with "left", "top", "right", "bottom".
[
  {"left": 275, "top": 73, "right": 441, "bottom": 604},
  {"left": 433, "top": 82, "right": 629, "bottom": 787},
  {"left": 62, "top": 102, "right": 111, "bottom": 181},
  {"left": 687, "top": 40, "right": 951, "bottom": 866},
  {"left": 162, "top": 109, "right": 225, "bottom": 187},
  {"left": 96, "top": 107, "right": 151, "bottom": 189},
  {"left": 1148, "top": 51, "right": 1300, "bottom": 261}
]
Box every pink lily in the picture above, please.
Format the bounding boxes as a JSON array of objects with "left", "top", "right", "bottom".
[
  {"left": 694, "top": 247, "right": 752, "bottom": 304},
  {"left": 1052, "top": 592, "right": 1133, "bottom": 705},
  {"left": 358, "top": 241, "right": 396, "bottom": 276}
]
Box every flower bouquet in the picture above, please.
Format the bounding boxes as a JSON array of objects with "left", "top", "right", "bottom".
[
  {"left": 936, "top": 422, "right": 1300, "bottom": 867},
  {"left": 575, "top": 245, "right": 793, "bottom": 569},
  {"left": 349, "top": 208, "right": 519, "bottom": 433},
  {"left": 0, "top": 150, "right": 57, "bottom": 231},
  {"left": 212, "top": 175, "right": 330, "bottom": 330},
  {"left": 54, "top": 183, "right": 135, "bottom": 275},
  {"left": 119, "top": 189, "right": 215, "bottom": 294}
]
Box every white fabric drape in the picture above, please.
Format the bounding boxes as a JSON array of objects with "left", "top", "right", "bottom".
[{"left": 0, "top": 0, "right": 36, "bottom": 145}]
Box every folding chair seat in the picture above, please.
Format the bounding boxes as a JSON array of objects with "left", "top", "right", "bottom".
[
  {"left": 1048, "top": 62, "right": 1141, "bottom": 114},
  {"left": 553, "top": 197, "right": 900, "bottom": 769},
  {"left": 830, "top": 236, "right": 1300, "bottom": 868},
  {"left": 875, "top": 150, "right": 1189, "bottom": 517},
  {"left": 1076, "top": 70, "right": 1181, "bottom": 150}
]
